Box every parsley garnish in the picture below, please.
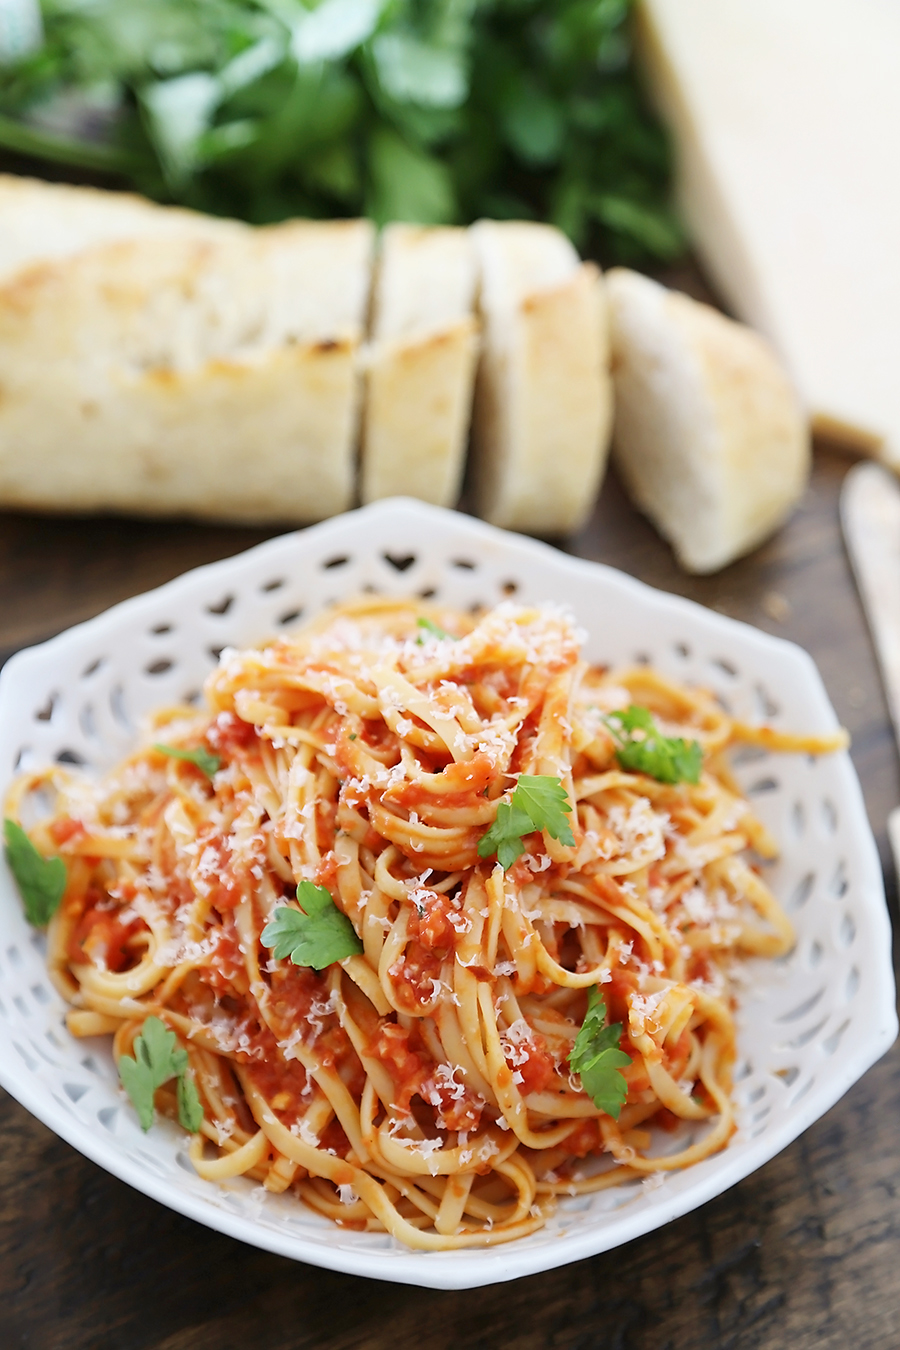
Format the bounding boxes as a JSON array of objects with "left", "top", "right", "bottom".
[
  {"left": 177, "top": 1071, "right": 205, "bottom": 1134},
  {"left": 154, "top": 743, "right": 220, "bottom": 780},
  {"left": 603, "top": 706, "right": 702, "bottom": 785},
  {"left": 568, "top": 986, "right": 631, "bottom": 1119},
  {"left": 0, "top": 4, "right": 679, "bottom": 270},
  {"left": 416, "top": 617, "right": 452, "bottom": 643},
  {"left": 118, "top": 1015, "right": 203, "bottom": 1134},
  {"left": 261, "top": 881, "right": 363, "bottom": 970},
  {"left": 477, "top": 774, "right": 575, "bottom": 870},
  {"left": 3, "top": 819, "right": 66, "bottom": 926}
]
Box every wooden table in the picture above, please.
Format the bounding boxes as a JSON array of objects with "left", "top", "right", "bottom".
[{"left": 0, "top": 444, "right": 897, "bottom": 1350}]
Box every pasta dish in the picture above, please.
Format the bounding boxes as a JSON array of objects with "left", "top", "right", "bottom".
[{"left": 4, "top": 599, "right": 846, "bottom": 1250}]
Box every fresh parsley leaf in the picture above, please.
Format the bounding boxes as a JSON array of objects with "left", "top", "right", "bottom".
[
  {"left": 3, "top": 818, "right": 66, "bottom": 926},
  {"left": 591, "top": 194, "right": 685, "bottom": 262},
  {"left": 154, "top": 743, "right": 221, "bottom": 779},
  {"left": 118, "top": 1056, "right": 157, "bottom": 1133},
  {"left": 512, "top": 776, "right": 576, "bottom": 845},
  {"left": 261, "top": 881, "right": 363, "bottom": 969},
  {"left": 477, "top": 800, "right": 536, "bottom": 870},
  {"left": 0, "top": 0, "right": 679, "bottom": 267},
  {"left": 568, "top": 986, "right": 631, "bottom": 1119},
  {"left": 603, "top": 706, "right": 702, "bottom": 785},
  {"left": 416, "top": 616, "right": 452, "bottom": 642},
  {"left": 372, "top": 32, "right": 467, "bottom": 109},
  {"left": 368, "top": 125, "right": 456, "bottom": 226},
  {"left": 498, "top": 72, "right": 565, "bottom": 166},
  {"left": 177, "top": 1071, "right": 205, "bottom": 1134},
  {"left": 477, "top": 774, "right": 575, "bottom": 870},
  {"left": 118, "top": 1015, "right": 189, "bottom": 1133}
]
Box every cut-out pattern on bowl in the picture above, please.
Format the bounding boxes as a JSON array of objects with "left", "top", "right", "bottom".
[{"left": 0, "top": 497, "right": 893, "bottom": 1292}]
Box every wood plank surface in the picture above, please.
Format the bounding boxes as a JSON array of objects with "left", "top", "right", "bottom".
[{"left": 0, "top": 443, "right": 898, "bottom": 1350}]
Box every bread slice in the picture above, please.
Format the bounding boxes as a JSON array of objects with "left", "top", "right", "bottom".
[
  {"left": 606, "top": 268, "right": 810, "bottom": 573},
  {"left": 467, "top": 220, "right": 612, "bottom": 535},
  {"left": 0, "top": 173, "right": 241, "bottom": 282},
  {"left": 0, "top": 217, "right": 374, "bottom": 523},
  {"left": 360, "top": 224, "right": 479, "bottom": 507}
]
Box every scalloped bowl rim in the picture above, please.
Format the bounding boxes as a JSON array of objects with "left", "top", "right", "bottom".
[{"left": 0, "top": 497, "right": 893, "bottom": 1290}]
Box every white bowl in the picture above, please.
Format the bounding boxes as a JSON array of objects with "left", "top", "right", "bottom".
[{"left": 0, "top": 498, "right": 893, "bottom": 1290}]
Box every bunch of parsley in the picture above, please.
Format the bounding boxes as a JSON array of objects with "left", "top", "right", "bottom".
[{"left": 0, "top": 0, "right": 682, "bottom": 264}]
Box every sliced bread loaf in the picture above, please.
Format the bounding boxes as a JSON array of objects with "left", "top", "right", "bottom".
[
  {"left": 360, "top": 224, "right": 479, "bottom": 507},
  {"left": 0, "top": 173, "right": 240, "bottom": 282},
  {"left": 467, "top": 220, "right": 613, "bottom": 535},
  {"left": 606, "top": 267, "right": 810, "bottom": 573},
  {"left": 0, "top": 217, "right": 374, "bottom": 523}
]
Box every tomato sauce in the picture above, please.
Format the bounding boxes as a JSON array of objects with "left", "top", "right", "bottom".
[
  {"left": 407, "top": 892, "right": 458, "bottom": 955},
  {"left": 389, "top": 945, "right": 445, "bottom": 1011},
  {"left": 266, "top": 963, "right": 326, "bottom": 1033},
  {"left": 50, "top": 817, "right": 86, "bottom": 846},
  {"left": 422, "top": 1073, "right": 483, "bottom": 1133},
  {"left": 197, "top": 833, "right": 243, "bottom": 912},
  {"left": 367, "top": 1022, "right": 430, "bottom": 1113},
  {"left": 243, "top": 1038, "right": 312, "bottom": 1126},
  {"left": 558, "top": 1119, "right": 603, "bottom": 1158},
  {"left": 67, "top": 898, "right": 147, "bottom": 972},
  {"left": 203, "top": 916, "right": 248, "bottom": 996},
  {"left": 504, "top": 1034, "right": 556, "bottom": 1095},
  {"left": 207, "top": 711, "right": 259, "bottom": 757},
  {"left": 319, "top": 1117, "right": 351, "bottom": 1158}
]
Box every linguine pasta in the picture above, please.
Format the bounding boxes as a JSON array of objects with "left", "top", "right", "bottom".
[{"left": 6, "top": 599, "right": 847, "bottom": 1250}]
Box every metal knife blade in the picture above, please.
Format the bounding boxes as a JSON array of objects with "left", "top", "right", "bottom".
[{"left": 840, "top": 460, "right": 900, "bottom": 870}]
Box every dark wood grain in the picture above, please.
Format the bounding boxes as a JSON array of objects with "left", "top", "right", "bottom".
[{"left": 1, "top": 445, "right": 898, "bottom": 1350}]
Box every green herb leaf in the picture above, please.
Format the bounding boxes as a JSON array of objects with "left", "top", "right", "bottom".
[
  {"left": 477, "top": 774, "right": 574, "bottom": 870},
  {"left": 118, "top": 1015, "right": 189, "bottom": 1133},
  {"left": 261, "top": 880, "right": 363, "bottom": 969},
  {"left": 3, "top": 818, "right": 66, "bottom": 926},
  {"left": 590, "top": 193, "right": 686, "bottom": 262},
  {"left": 603, "top": 706, "right": 702, "bottom": 785},
  {"left": 477, "top": 800, "right": 536, "bottom": 870},
  {"left": 568, "top": 986, "right": 631, "bottom": 1119},
  {"left": 154, "top": 743, "right": 221, "bottom": 779},
  {"left": 0, "top": 0, "right": 680, "bottom": 267},
  {"left": 141, "top": 71, "right": 222, "bottom": 185},
  {"left": 498, "top": 74, "right": 565, "bottom": 166},
  {"left": 512, "top": 776, "right": 576, "bottom": 845},
  {"left": 177, "top": 1071, "right": 205, "bottom": 1133},
  {"left": 416, "top": 616, "right": 452, "bottom": 642},
  {"left": 366, "top": 125, "right": 456, "bottom": 226},
  {"left": 118, "top": 1055, "right": 157, "bottom": 1132},
  {"left": 372, "top": 32, "right": 467, "bottom": 109},
  {"left": 291, "top": 0, "right": 384, "bottom": 65}
]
